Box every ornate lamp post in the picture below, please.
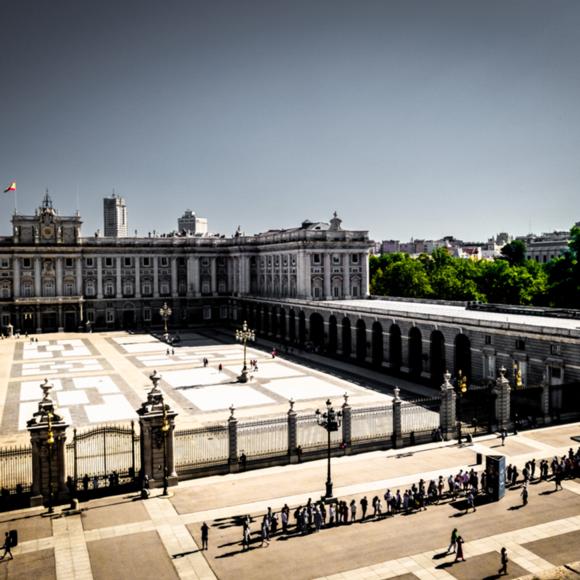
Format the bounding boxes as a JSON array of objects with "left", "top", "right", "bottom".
[
  {"left": 315, "top": 399, "right": 342, "bottom": 500},
  {"left": 235, "top": 321, "right": 255, "bottom": 383},
  {"left": 161, "top": 399, "right": 170, "bottom": 496},
  {"left": 159, "top": 302, "right": 172, "bottom": 342},
  {"left": 455, "top": 369, "right": 468, "bottom": 443},
  {"left": 46, "top": 411, "right": 55, "bottom": 514}
]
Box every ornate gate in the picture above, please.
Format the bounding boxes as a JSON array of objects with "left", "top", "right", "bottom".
[{"left": 457, "top": 385, "right": 495, "bottom": 434}]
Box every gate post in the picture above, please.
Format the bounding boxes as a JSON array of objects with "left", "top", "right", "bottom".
[
  {"left": 288, "top": 399, "right": 298, "bottom": 463},
  {"left": 27, "top": 379, "right": 69, "bottom": 508},
  {"left": 392, "top": 387, "right": 403, "bottom": 449},
  {"left": 228, "top": 405, "right": 239, "bottom": 473},
  {"left": 341, "top": 393, "right": 352, "bottom": 455},
  {"left": 439, "top": 371, "right": 456, "bottom": 441},
  {"left": 493, "top": 367, "right": 511, "bottom": 432},
  {"left": 136, "top": 371, "right": 178, "bottom": 489}
]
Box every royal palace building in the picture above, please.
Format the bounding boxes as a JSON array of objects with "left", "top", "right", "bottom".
[{"left": 0, "top": 194, "right": 372, "bottom": 334}]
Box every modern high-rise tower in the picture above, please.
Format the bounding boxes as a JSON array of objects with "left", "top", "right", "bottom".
[{"left": 103, "top": 194, "right": 128, "bottom": 238}]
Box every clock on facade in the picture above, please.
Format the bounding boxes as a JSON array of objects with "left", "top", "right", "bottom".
[{"left": 42, "top": 225, "right": 54, "bottom": 239}]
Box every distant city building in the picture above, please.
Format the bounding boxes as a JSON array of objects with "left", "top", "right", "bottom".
[
  {"left": 103, "top": 194, "right": 128, "bottom": 238},
  {"left": 177, "top": 210, "right": 208, "bottom": 236},
  {"left": 520, "top": 229, "right": 574, "bottom": 264}
]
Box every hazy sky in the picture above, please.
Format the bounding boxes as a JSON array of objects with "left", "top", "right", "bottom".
[{"left": 1, "top": 0, "right": 579, "bottom": 242}]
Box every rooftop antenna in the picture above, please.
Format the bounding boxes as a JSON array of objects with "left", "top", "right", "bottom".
[{"left": 76, "top": 184, "right": 80, "bottom": 216}]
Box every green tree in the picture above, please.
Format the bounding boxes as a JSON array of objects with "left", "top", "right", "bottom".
[{"left": 500, "top": 239, "right": 527, "bottom": 266}]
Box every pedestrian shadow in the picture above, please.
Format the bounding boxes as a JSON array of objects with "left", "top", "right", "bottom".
[
  {"left": 173, "top": 549, "right": 202, "bottom": 558},
  {"left": 212, "top": 515, "right": 254, "bottom": 530},
  {"left": 539, "top": 490, "right": 558, "bottom": 496},
  {"left": 482, "top": 574, "right": 502, "bottom": 580},
  {"left": 215, "top": 543, "right": 261, "bottom": 558},
  {"left": 435, "top": 561, "right": 455, "bottom": 569},
  {"left": 508, "top": 504, "right": 525, "bottom": 510},
  {"left": 432, "top": 551, "right": 449, "bottom": 560}
]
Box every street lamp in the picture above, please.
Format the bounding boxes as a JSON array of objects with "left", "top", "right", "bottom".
[
  {"left": 47, "top": 411, "right": 54, "bottom": 514},
  {"left": 315, "top": 399, "right": 342, "bottom": 500},
  {"left": 161, "top": 398, "right": 170, "bottom": 496},
  {"left": 235, "top": 320, "right": 255, "bottom": 383},
  {"left": 455, "top": 369, "right": 468, "bottom": 444},
  {"left": 159, "top": 302, "right": 172, "bottom": 342}
]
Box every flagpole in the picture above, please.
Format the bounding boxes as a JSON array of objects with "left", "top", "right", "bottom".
[{"left": 13, "top": 188, "right": 17, "bottom": 214}]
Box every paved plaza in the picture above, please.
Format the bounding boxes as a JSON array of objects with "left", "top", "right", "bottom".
[
  {"left": 0, "top": 330, "right": 394, "bottom": 445},
  {"left": 0, "top": 423, "right": 579, "bottom": 579}
]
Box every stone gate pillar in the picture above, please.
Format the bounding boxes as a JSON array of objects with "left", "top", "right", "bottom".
[
  {"left": 392, "top": 387, "right": 403, "bottom": 449},
  {"left": 493, "top": 366, "right": 511, "bottom": 432},
  {"left": 341, "top": 393, "right": 352, "bottom": 454},
  {"left": 27, "top": 378, "right": 69, "bottom": 508},
  {"left": 228, "top": 405, "right": 239, "bottom": 473},
  {"left": 137, "top": 370, "right": 178, "bottom": 489},
  {"left": 439, "top": 371, "right": 456, "bottom": 441},
  {"left": 287, "top": 399, "right": 298, "bottom": 463}
]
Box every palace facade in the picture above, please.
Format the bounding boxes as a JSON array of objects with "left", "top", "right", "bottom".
[{"left": 0, "top": 194, "right": 372, "bottom": 333}]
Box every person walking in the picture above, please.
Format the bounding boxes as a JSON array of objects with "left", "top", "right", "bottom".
[
  {"left": 201, "top": 522, "right": 209, "bottom": 550},
  {"left": 455, "top": 535, "right": 465, "bottom": 562},
  {"left": 350, "top": 499, "right": 357, "bottom": 523},
  {"left": 242, "top": 523, "right": 251, "bottom": 551},
  {"left": 360, "top": 496, "right": 368, "bottom": 520},
  {"left": 498, "top": 547, "right": 508, "bottom": 575},
  {"left": 0, "top": 532, "right": 13, "bottom": 560},
  {"left": 218, "top": 363, "right": 223, "bottom": 372},
  {"left": 260, "top": 517, "right": 270, "bottom": 547},
  {"left": 500, "top": 429, "right": 506, "bottom": 446},
  {"left": 521, "top": 486, "right": 528, "bottom": 506},
  {"left": 466, "top": 490, "right": 476, "bottom": 513},
  {"left": 447, "top": 528, "right": 458, "bottom": 554}
]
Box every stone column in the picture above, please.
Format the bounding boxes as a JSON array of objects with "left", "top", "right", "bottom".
[
  {"left": 341, "top": 393, "right": 352, "bottom": 454},
  {"left": 541, "top": 381, "right": 551, "bottom": 425},
  {"left": 56, "top": 258, "right": 63, "bottom": 297},
  {"left": 228, "top": 405, "right": 239, "bottom": 473},
  {"left": 13, "top": 257, "right": 20, "bottom": 298},
  {"left": 287, "top": 399, "right": 298, "bottom": 463},
  {"left": 361, "top": 251, "right": 370, "bottom": 297},
  {"left": 135, "top": 257, "right": 141, "bottom": 298},
  {"left": 27, "top": 379, "right": 69, "bottom": 507},
  {"left": 324, "top": 253, "right": 332, "bottom": 300},
  {"left": 343, "top": 255, "right": 351, "bottom": 299},
  {"left": 171, "top": 257, "right": 178, "bottom": 298},
  {"left": 97, "top": 257, "right": 103, "bottom": 299},
  {"left": 392, "top": 387, "right": 402, "bottom": 449},
  {"left": 439, "top": 370, "right": 456, "bottom": 441},
  {"left": 75, "top": 257, "right": 82, "bottom": 296},
  {"left": 136, "top": 370, "right": 178, "bottom": 489},
  {"left": 34, "top": 257, "right": 42, "bottom": 297},
  {"left": 186, "top": 256, "right": 194, "bottom": 297},
  {"left": 153, "top": 256, "right": 159, "bottom": 298},
  {"left": 116, "top": 256, "right": 122, "bottom": 297},
  {"left": 493, "top": 366, "right": 511, "bottom": 432},
  {"left": 210, "top": 257, "right": 217, "bottom": 295}
]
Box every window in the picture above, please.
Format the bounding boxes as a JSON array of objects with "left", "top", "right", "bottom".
[
  {"left": 123, "top": 282, "right": 134, "bottom": 296},
  {"left": 313, "top": 254, "right": 321, "bottom": 264},
  {"left": 333, "top": 286, "right": 340, "bottom": 297},
  {"left": 314, "top": 287, "right": 321, "bottom": 298},
  {"left": 85, "top": 281, "right": 96, "bottom": 297},
  {"left": 515, "top": 339, "right": 525, "bottom": 351},
  {"left": 201, "top": 257, "right": 209, "bottom": 267},
  {"left": 65, "top": 258, "right": 74, "bottom": 268},
  {"left": 201, "top": 281, "right": 210, "bottom": 294},
  {"left": 43, "top": 280, "right": 55, "bottom": 297},
  {"left": 104, "top": 281, "right": 115, "bottom": 297},
  {"left": 178, "top": 257, "right": 186, "bottom": 266},
  {"left": 351, "top": 254, "right": 359, "bottom": 263},
  {"left": 0, "top": 258, "right": 9, "bottom": 269},
  {"left": 485, "top": 335, "right": 492, "bottom": 345},
  {"left": 550, "top": 344, "right": 561, "bottom": 355},
  {"left": 142, "top": 282, "right": 152, "bottom": 296},
  {"left": 22, "top": 282, "right": 33, "bottom": 297},
  {"left": 86, "top": 310, "right": 95, "bottom": 323},
  {"left": 220, "top": 305, "right": 228, "bottom": 319},
  {"left": 106, "top": 309, "right": 115, "bottom": 323},
  {"left": 551, "top": 367, "right": 561, "bottom": 379},
  {"left": 352, "top": 285, "right": 359, "bottom": 297},
  {"left": 124, "top": 257, "right": 133, "bottom": 267},
  {"left": 64, "top": 282, "right": 75, "bottom": 296},
  {"left": 0, "top": 283, "right": 10, "bottom": 298},
  {"left": 105, "top": 257, "right": 114, "bottom": 268},
  {"left": 160, "top": 282, "right": 170, "bottom": 295},
  {"left": 160, "top": 257, "right": 169, "bottom": 267},
  {"left": 143, "top": 308, "right": 152, "bottom": 322},
  {"left": 142, "top": 257, "right": 151, "bottom": 267},
  {"left": 332, "top": 255, "right": 341, "bottom": 265},
  {"left": 85, "top": 257, "right": 94, "bottom": 268},
  {"left": 22, "top": 258, "right": 31, "bottom": 269},
  {"left": 203, "top": 305, "right": 212, "bottom": 320},
  {"left": 218, "top": 281, "right": 226, "bottom": 293}
]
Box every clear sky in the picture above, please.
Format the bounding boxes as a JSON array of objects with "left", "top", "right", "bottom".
[{"left": 1, "top": 0, "right": 579, "bottom": 242}]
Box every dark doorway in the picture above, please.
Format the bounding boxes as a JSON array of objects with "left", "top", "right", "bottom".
[
  {"left": 408, "top": 327, "right": 423, "bottom": 378},
  {"left": 342, "top": 318, "right": 352, "bottom": 358},
  {"left": 371, "top": 322, "right": 383, "bottom": 368},
  {"left": 328, "top": 316, "right": 338, "bottom": 355},
  {"left": 41, "top": 312, "right": 58, "bottom": 332},
  {"left": 430, "top": 331, "right": 446, "bottom": 387},
  {"left": 289, "top": 310, "right": 296, "bottom": 343},
  {"left": 389, "top": 324, "right": 402, "bottom": 372},
  {"left": 310, "top": 313, "right": 325, "bottom": 351},
  {"left": 356, "top": 319, "right": 367, "bottom": 362},
  {"left": 64, "top": 312, "right": 77, "bottom": 331},
  {"left": 454, "top": 334, "right": 472, "bottom": 382}
]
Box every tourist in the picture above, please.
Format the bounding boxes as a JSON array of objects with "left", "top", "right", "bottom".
[
  {"left": 0, "top": 532, "right": 13, "bottom": 561},
  {"left": 498, "top": 547, "right": 508, "bottom": 575},
  {"left": 260, "top": 516, "right": 270, "bottom": 547},
  {"left": 360, "top": 496, "right": 368, "bottom": 520},
  {"left": 447, "top": 528, "right": 458, "bottom": 554},
  {"left": 242, "top": 523, "right": 251, "bottom": 551},
  {"left": 201, "top": 522, "right": 209, "bottom": 550},
  {"left": 455, "top": 535, "right": 465, "bottom": 562},
  {"left": 521, "top": 486, "right": 528, "bottom": 506},
  {"left": 218, "top": 363, "right": 223, "bottom": 372},
  {"left": 349, "top": 499, "right": 357, "bottom": 522}
]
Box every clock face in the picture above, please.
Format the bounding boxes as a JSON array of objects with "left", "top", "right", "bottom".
[{"left": 42, "top": 225, "right": 54, "bottom": 239}]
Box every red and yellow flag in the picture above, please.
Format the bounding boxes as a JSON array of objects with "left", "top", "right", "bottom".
[{"left": 3, "top": 182, "right": 16, "bottom": 193}]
